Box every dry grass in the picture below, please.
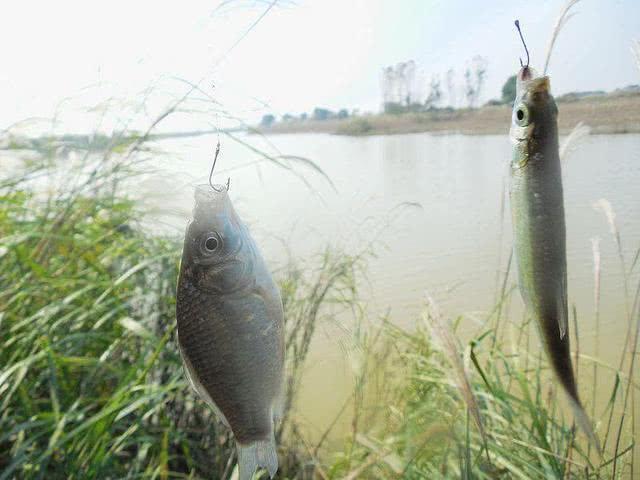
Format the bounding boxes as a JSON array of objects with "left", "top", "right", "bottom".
[{"left": 256, "top": 93, "right": 640, "bottom": 137}]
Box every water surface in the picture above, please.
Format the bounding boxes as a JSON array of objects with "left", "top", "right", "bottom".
[{"left": 147, "top": 132, "right": 640, "bottom": 443}]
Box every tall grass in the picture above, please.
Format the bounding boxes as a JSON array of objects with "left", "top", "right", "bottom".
[
  {"left": 330, "top": 276, "right": 637, "bottom": 478},
  {"left": 0, "top": 132, "right": 364, "bottom": 479},
  {"left": 1, "top": 129, "right": 637, "bottom": 480}
]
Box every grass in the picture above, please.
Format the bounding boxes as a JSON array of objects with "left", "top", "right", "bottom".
[
  {"left": 1, "top": 128, "right": 638, "bottom": 480},
  {"left": 326, "top": 274, "right": 638, "bottom": 479},
  {"left": 0, "top": 30, "right": 638, "bottom": 478},
  {"left": 0, "top": 142, "right": 365, "bottom": 479}
]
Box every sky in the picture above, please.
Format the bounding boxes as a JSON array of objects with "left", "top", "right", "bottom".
[{"left": 0, "top": 0, "right": 638, "bottom": 132}]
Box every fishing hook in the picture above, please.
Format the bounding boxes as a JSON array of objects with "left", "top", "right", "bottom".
[
  {"left": 208, "top": 140, "right": 231, "bottom": 192},
  {"left": 514, "top": 20, "right": 530, "bottom": 68},
  {"left": 208, "top": 140, "right": 221, "bottom": 189}
]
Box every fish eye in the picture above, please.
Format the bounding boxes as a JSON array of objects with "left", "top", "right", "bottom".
[
  {"left": 205, "top": 237, "right": 218, "bottom": 251},
  {"left": 514, "top": 104, "right": 530, "bottom": 126},
  {"left": 200, "top": 233, "right": 221, "bottom": 255}
]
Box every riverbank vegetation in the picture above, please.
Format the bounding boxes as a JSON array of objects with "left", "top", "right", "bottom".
[
  {"left": 0, "top": 132, "right": 637, "bottom": 478},
  {"left": 256, "top": 89, "right": 640, "bottom": 136},
  {"left": 0, "top": 148, "right": 365, "bottom": 479}
]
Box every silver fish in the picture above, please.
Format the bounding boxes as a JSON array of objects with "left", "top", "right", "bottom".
[
  {"left": 176, "top": 184, "right": 285, "bottom": 479},
  {"left": 509, "top": 66, "right": 599, "bottom": 451}
]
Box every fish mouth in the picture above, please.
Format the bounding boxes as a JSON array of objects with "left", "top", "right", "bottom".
[
  {"left": 518, "top": 66, "right": 534, "bottom": 82},
  {"left": 193, "top": 184, "right": 233, "bottom": 219},
  {"left": 194, "top": 184, "right": 229, "bottom": 201},
  {"left": 516, "top": 66, "right": 551, "bottom": 98}
]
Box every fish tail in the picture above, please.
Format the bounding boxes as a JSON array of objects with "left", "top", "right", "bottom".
[
  {"left": 566, "top": 393, "right": 602, "bottom": 455},
  {"left": 237, "top": 434, "right": 278, "bottom": 480},
  {"left": 541, "top": 317, "right": 601, "bottom": 454},
  {"left": 552, "top": 350, "right": 602, "bottom": 454}
]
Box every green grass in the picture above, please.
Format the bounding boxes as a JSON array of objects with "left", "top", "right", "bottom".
[
  {"left": 0, "top": 129, "right": 637, "bottom": 480},
  {"left": 0, "top": 149, "right": 365, "bottom": 479},
  {"left": 324, "top": 266, "right": 638, "bottom": 479}
]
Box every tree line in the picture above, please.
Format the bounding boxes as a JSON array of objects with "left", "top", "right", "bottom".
[
  {"left": 381, "top": 56, "right": 490, "bottom": 113},
  {"left": 260, "top": 107, "right": 352, "bottom": 127},
  {"left": 259, "top": 66, "right": 519, "bottom": 127}
]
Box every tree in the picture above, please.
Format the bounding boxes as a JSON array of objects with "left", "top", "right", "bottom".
[
  {"left": 337, "top": 109, "right": 349, "bottom": 119},
  {"left": 425, "top": 75, "right": 442, "bottom": 109},
  {"left": 464, "top": 56, "right": 488, "bottom": 108},
  {"left": 381, "top": 60, "right": 418, "bottom": 111},
  {"left": 282, "top": 113, "right": 295, "bottom": 122},
  {"left": 403, "top": 60, "right": 416, "bottom": 106},
  {"left": 381, "top": 66, "right": 395, "bottom": 107},
  {"left": 446, "top": 68, "right": 456, "bottom": 108},
  {"left": 260, "top": 114, "right": 275, "bottom": 127},
  {"left": 312, "top": 108, "right": 333, "bottom": 121},
  {"left": 501, "top": 75, "right": 517, "bottom": 105}
]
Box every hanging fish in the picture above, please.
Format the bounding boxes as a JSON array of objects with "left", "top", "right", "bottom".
[
  {"left": 509, "top": 21, "right": 600, "bottom": 451},
  {"left": 176, "top": 172, "right": 285, "bottom": 479}
]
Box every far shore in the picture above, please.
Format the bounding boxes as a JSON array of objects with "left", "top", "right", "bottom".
[{"left": 254, "top": 92, "right": 640, "bottom": 136}]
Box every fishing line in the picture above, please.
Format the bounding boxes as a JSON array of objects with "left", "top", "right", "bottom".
[
  {"left": 208, "top": 101, "right": 231, "bottom": 192},
  {"left": 205, "top": 1, "right": 278, "bottom": 192}
]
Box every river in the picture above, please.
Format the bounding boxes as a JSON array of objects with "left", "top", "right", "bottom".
[{"left": 144, "top": 131, "right": 640, "bottom": 445}]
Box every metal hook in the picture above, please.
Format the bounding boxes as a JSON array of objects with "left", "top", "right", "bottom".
[
  {"left": 514, "top": 20, "right": 530, "bottom": 68},
  {"left": 208, "top": 140, "right": 220, "bottom": 190},
  {"left": 207, "top": 140, "right": 231, "bottom": 192}
]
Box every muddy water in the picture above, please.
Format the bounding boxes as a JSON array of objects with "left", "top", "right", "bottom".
[{"left": 146, "top": 131, "right": 640, "bottom": 446}]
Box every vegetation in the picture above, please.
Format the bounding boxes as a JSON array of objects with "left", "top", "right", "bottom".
[
  {"left": 332, "top": 279, "right": 638, "bottom": 479},
  {"left": 380, "top": 57, "right": 488, "bottom": 113},
  {"left": 0, "top": 138, "right": 365, "bottom": 479},
  {"left": 1, "top": 4, "right": 638, "bottom": 479},
  {"left": 261, "top": 114, "right": 276, "bottom": 128},
  {"left": 1, "top": 133, "right": 637, "bottom": 479},
  {"left": 256, "top": 91, "right": 640, "bottom": 136},
  {"left": 501, "top": 75, "right": 517, "bottom": 105},
  {"left": 312, "top": 108, "right": 334, "bottom": 121}
]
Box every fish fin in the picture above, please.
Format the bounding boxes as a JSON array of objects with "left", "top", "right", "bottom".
[
  {"left": 177, "top": 335, "right": 198, "bottom": 392},
  {"left": 204, "top": 396, "right": 231, "bottom": 429},
  {"left": 237, "top": 434, "right": 279, "bottom": 480},
  {"left": 177, "top": 335, "right": 231, "bottom": 428},
  {"left": 567, "top": 395, "right": 602, "bottom": 456},
  {"left": 557, "top": 279, "right": 568, "bottom": 340},
  {"left": 557, "top": 305, "right": 567, "bottom": 340}
]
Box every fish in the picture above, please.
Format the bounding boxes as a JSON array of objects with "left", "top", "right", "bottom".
[
  {"left": 176, "top": 184, "right": 285, "bottom": 480},
  {"left": 509, "top": 65, "right": 600, "bottom": 451}
]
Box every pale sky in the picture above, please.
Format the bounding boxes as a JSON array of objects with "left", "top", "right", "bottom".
[{"left": 1, "top": 0, "right": 638, "bottom": 132}]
